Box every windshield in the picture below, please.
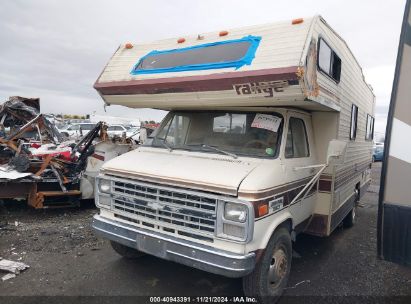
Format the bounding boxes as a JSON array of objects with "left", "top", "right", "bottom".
[{"left": 148, "top": 111, "right": 283, "bottom": 158}]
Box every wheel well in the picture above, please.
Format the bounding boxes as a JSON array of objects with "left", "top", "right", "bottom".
[{"left": 277, "top": 218, "right": 293, "bottom": 233}]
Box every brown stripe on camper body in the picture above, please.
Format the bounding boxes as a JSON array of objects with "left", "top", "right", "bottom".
[
  {"left": 318, "top": 160, "right": 371, "bottom": 193},
  {"left": 94, "top": 67, "right": 299, "bottom": 95}
]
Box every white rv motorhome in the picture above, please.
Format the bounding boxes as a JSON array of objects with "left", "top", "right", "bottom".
[{"left": 92, "top": 16, "right": 375, "bottom": 301}]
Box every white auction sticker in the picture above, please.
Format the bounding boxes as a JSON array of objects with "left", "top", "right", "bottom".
[{"left": 251, "top": 114, "right": 282, "bottom": 132}]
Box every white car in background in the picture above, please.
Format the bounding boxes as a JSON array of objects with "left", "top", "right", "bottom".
[
  {"left": 106, "top": 125, "right": 128, "bottom": 137},
  {"left": 59, "top": 123, "right": 96, "bottom": 138}
]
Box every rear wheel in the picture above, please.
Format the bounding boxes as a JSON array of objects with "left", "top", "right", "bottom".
[
  {"left": 110, "top": 241, "right": 145, "bottom": 259},
  {"left": 242, "top": 228, "right": 292, "bottom": 303},
  {"left": 344, "top": 187, "right": 360, "bottom": 228},
  {"left": 343, "top": 206, "right": 356, "bottom": 228}
]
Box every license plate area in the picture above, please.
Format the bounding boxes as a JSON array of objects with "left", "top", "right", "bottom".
[{"left": 136, "top": 234, "right": 166, "bottom": 258}]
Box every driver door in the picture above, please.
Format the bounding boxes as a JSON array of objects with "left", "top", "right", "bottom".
[{"left": 282, "top": 112, "right": 317, "bottom": 226}]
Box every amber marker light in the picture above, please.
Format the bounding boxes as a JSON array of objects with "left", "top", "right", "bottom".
[
  {"left": 292, "top": 18, "right": 304, "bottom": 25},
  {"left": 257, "top": 203, "right": 269, "bottom": 217},
  {"left": 177, "top": 38, "right": 186, "bottom": 43},
  {"left": 219, "top": 30, "right": 229, "bottom": 37},
  {"left": 125, "top": 43, "right": 133, "bottom": 49}
]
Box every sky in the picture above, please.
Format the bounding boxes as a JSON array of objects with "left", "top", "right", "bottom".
[{"left": 0, "top": 0, "right": 407, "bottom": 139}]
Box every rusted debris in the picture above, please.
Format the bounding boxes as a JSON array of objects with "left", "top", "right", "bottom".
[{"left": 0, "top": 96, "right": 105, "bottom": 208}]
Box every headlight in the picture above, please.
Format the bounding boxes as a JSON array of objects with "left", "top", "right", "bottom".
[
  {"left": 97, "top": 195, "right": 111, "bottom": 207},
  {"left": 98, "top": 179, "right": 111, "bottom": 193},
  {"left": 224, "top": 202, "right": 247, "bottom": 223},
  {"left": 216, "top": 200, "right": 253, "bottom": 242},
  {"left": 95, "top": 178, "right": 111, "bottom": 209}
]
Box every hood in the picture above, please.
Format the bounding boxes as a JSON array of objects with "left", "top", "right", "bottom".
[{"left": 101, "top": 147, "right": 262, "bottom": 196}]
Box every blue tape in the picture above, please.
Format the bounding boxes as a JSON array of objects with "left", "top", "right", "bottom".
[{"left": 130, "top": 35, "right": 261, "bottom": 75}]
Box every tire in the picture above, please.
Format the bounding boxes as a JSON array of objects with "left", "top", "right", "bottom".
[
  {"left": 110, "top": 241, "right": 146, "bottom": 259},
  {"left": 344, "top": 186, "right": 359, "bottom": 228},
  {"left": 243, "top": 228, "right": 292, "bottom": 303},
  {"left": 343, "top": 207, "right": 356, "bottom": 228}
]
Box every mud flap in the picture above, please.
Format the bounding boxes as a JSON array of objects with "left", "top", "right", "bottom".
[{"left": 381, "top": 204, "right": 411, "bottom": 266}]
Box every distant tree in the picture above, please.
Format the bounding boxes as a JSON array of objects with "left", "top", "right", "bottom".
[{"left": 149, "top": 120, "right": 156, "bottom": 124}]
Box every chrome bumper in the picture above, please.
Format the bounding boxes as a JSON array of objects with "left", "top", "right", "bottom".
[{"left": 92, "top": 214, "right": 255, "bottom": 278}]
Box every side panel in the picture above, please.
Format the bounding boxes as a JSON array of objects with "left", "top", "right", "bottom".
[
  {"left": 378, "top": 0, "right": 411, "bottom": 266},
  {"left": 304, "top": 19, "right": 374, "bottom": 236},
  {"left": 303, "top": 112, "right": 338, "bottom": 236},
  {"left": 313, "top": 18, "right": 374, "bottom": 218}
]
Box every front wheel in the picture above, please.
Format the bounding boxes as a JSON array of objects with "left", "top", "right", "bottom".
[{"left": 242, "top": 228, "right": 292, "bottom": 303}]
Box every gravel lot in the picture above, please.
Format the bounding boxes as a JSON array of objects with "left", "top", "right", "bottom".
[{"left": 0, "top": 162, "right": 410, "bottom": 302}]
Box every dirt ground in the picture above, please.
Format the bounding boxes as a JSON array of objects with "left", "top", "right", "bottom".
[{"left": 0, "top": 162, "right": 410, "bottom": 302}]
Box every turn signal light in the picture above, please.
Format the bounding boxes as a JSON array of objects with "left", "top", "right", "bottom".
[
  {"left": 257, "top": 203, "right": 269, "bottom": 217},
  {"left": 177, "top": 38, "right": 186, "bottom": 44},
  {"left": 292, "top": 18, "right": 304, "bottom": 25},
  {"left": 125, "top": 43, "right": 133, "bottom": 49},
  {"left": 219, "top": 30, "right": 229, "bottom": 37}
]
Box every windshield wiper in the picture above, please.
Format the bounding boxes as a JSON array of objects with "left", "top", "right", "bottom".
[{"left": 201, "top": 144, "right": 238, "bottom": 159}]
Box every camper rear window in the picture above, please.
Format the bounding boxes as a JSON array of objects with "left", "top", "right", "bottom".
[
  {"left": 318, "top": 38, "right": 342, "bottom": 82},
  {"left": 131, "top": 36, "right": 261, "bottom": 75}
]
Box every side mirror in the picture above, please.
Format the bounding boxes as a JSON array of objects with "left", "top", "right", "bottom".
[{"left": 326, "top": 140, "right": 347, "bottom": 165}]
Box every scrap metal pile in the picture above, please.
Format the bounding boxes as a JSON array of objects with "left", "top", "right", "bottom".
[{"left": 0, "top": 96, "right": 104, "bottom": 208}]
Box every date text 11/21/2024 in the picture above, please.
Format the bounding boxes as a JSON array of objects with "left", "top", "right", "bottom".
[{"left": 149, "top": 297, "right": 257, "bottom": 303}]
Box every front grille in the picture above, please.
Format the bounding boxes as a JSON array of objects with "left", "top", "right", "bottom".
[{"left": 111, "top": 179, "right": 218, "bottom": 241}]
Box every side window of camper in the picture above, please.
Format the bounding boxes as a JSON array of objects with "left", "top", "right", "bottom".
[
  {"left": 318, "top": 38, "right": 342, "bottom": 82},
  {"left": 350, "top": 104, "right": 358, "bottom": 140},
  {"left": 365, "top": 114, "right": 375, "bottom": 140},
  {"left": 285, "top": 118, "right": 310, "bottom": 158}
]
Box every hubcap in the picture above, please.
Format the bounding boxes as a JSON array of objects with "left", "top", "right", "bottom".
[{"left": 268, "top": 248, "right": 288, "bottom": 288}]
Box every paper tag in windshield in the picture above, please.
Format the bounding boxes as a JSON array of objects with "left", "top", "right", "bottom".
[{"left": 251, "top": 114, "right": 282, "bottom": 132}]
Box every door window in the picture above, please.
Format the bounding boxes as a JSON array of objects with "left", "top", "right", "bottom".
[{"left": 285, "top": 118, "right": 310, "bottom": 158}]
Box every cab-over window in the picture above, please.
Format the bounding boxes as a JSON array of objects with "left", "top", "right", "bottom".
[{"left": 318, "top": 38, "right": 342, "bottom": 82}]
